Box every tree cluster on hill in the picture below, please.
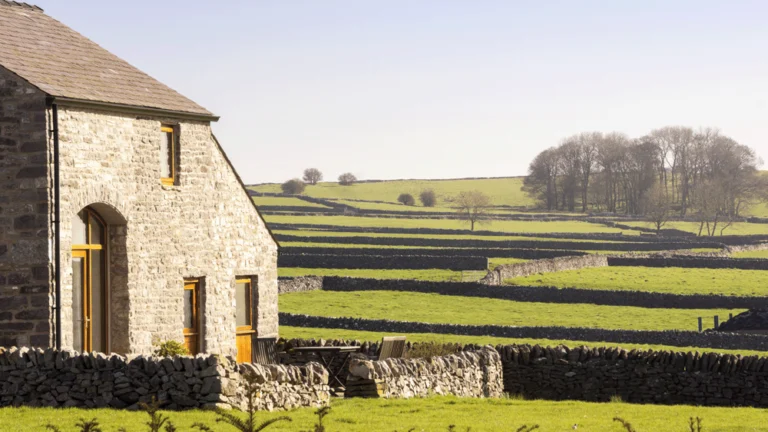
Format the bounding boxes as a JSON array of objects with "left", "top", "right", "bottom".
[{"left": 523, "top": 126, "right": 768, "bottom": 234}]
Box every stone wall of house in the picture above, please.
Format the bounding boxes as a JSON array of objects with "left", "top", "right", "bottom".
[
  {"left": 54, "top": 106, "right": 278, "bottom": 355},
  {"left": 345, "top": 346, "right": 503, "bottom": 399},
  {"left": 500, "top": 344, "right": 768, "bottom": 407},
  {"left": 0, "top": 346, "right": 329, "bottom": 410},
  {"left": 481, "top": 255, "right": 609, "bottom": 285},
  {"left": 0, "top": 66, "right": 51, "bottom": 348}
]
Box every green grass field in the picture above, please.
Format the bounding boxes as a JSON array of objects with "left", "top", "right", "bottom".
[
  {"left": 279, "top": 268, "right": 487, "bottom": 282},
  {"left": 732, "top": 249, "right": 768, "bottom": 259},
  {"left": 250, "top": 177, "right": 536, "bottom": 208},
  {"left": 504, "top": 266, "right": 768, "bottom": 297},
  {"left": 266, "top": 214, "right": 630, "bottom": 234},
  {"left": 280, "top": 326, "right": 768, "bottom": 357},
  {"left": 623, "top": 220, "right": 768, "bottom": 235},
  {"left": 7, "top": 397, "right": 768, "bottom": 432},
  {"left": 279, "top": 290, "right": 740, "bottom": 332},
  {"left": 274, "top": 229, "right": 627, "bottom": 243}
]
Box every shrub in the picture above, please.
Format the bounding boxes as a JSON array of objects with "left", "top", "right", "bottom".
[
  {"left": 303, "top": 168, "right": 323, "bottom": 185},
  {"left": 397, "top": 193, "right": 416, "bottom": 206},
  {"left": 153, "top": 340, "right": 189, "bottom": 357},
  {"left": 338, "top": 173, "right": 357, "bottom": 186},
  {"left": 281, "top": 178, "right": 306, "bottom": 195},
  {"left": 420, "top": 189, "right": 437, "bottom": 207},
  {"left": 404, "top": 342, "right": 461, "bottom": 359}
]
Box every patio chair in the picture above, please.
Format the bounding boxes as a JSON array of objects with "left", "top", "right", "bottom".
[{"left": 378, "top": 336, "right": 407, "bottom": 360}]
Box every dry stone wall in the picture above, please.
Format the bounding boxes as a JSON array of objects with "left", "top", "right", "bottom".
[
  {"left": 278, "top": 253, "right": 488, "bottom": 271},
  {"left": 283, "top": 247, "right": 586, "bottom": 259},
  {"left": 278, "top": 276, "right": 324, "bottom": 294},
  {"left": 500, "top": 344, "right": 768, "bottom": 407},
  {"left": 319, "top": 276, "right": 768, "bottom": 310},
  {"left": 608, "top": 256, "right": 768, "bottom": 270},
  {"left": 482, "top": 255, "right": 608, "bottom": 285},
  {"left": 280, "top": 313, "right": 768, "bottom": 351},
  {"left": 345, "top": 346, "right": 503, "bottom": 399},
  {"left": 0, "top": 66, "right": 51, "bottom": 348},
  {"left": 0, "top": 346, "right": 329, "bottom": 411}
]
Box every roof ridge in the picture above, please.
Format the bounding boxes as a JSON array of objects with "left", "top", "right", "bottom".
[{"left": 0, "top": 1, "right": 42, "bottom": 11}]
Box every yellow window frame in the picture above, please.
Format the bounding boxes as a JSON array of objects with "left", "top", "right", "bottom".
[
  {"left": 161, "top": 125, "right": 176, "bottom": 186},
  {"left": 236, "top": 278, "right": 255, "bottom": 334}
]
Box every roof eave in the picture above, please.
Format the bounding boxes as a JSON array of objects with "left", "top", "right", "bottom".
[{"left": 49, "top": 96, "right": 219, "bottom": 122}]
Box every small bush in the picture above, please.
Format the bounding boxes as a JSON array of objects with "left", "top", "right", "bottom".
[
  {"left": 405, "top": 342, "right": 461, "bottom": 359},
  {"left": 281, "top": 178, "right": 306, "bottom": 195},
  {"left": 420, "top": 189, "right": 437, "bottom": 207},
  {"left": 338, "top": 173, "right": 357, "bottom": 186},
  {"left": 153, "top": 340, "right": 189, "bottom": 357},
  {"left": 398, "top": 193, "right": 416, "bottom": 206}
]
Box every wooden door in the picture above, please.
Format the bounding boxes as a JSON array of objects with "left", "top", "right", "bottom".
[
  {"left": 72, "top": 250, "right": 87, "bottom": 352},
  {"left": 183, "top": 280, "right": 200, "bottom": 355},
  {"left": 235, "top": 278, "right": 255, "bottom": 363}
]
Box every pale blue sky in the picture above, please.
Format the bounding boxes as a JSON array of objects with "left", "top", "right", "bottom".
[{"left": 36, "top": 1, "right": 768, "bottom": 184}]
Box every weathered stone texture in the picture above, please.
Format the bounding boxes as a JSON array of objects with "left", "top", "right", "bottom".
[
  {"left": 0, "top": 346, "right": 328, "bottom": 410},
  {"left": 481, "top": 254, "right": 608, "bottom": 285},
  {"left": 0, "top": 66, "right": 51, "bottom": 348},
  {"left": 345, "top": 346, "right": 503, "bottom": 399},
  {"left": 55, "top": 106, "right": 278, "bottom": 355}
]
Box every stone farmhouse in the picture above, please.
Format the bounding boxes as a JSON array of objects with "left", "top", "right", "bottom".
[{"left": 0, "top": 2, "right": 278, "bottom": 362}]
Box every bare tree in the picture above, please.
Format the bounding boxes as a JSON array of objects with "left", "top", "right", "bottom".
[
  {"left": 641, "top": 182, "right": 671, "bottom": 234},
  {"left": 302, "top": 168, "right": 323, "bottom": 185},
  {"left": 455, "top": 190, "right": 491, "bottom": 231},
  {"left": 397, "top": 193, "right": 415, "bottom": 206},
  {"left": 419, "top": 189, "right": 437, "bottom": 207},
  {"left": 338, "top": 172, "right": 357, "bottom": 186}
]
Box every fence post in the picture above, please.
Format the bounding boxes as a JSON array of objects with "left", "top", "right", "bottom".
[
  {"left": 729, "top": 313, "right": 733, "bottom": 320},
  {"left": 714, "top": 315, "right": 719, "bottom": 329},
  {"left": 698, "top": 317, "right": 703, "bottom": 332}
]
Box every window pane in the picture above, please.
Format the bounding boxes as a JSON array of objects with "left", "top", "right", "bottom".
[
  {"left": 72, "top": 211, "right": 87, "bottom": 245},
  {"left": 183, "top": 289, "right": 194, "bottom": 329},
  {"left": 160, "top": 131, "right": 172, "bottom": 178},
  {"left": 90, "top": 214, "right": 104, "bottom": 245},
  {"left": 72, "top": 257, "right": 84, "bottom": 352},
  {"left": 236, "top": 282, "right": 250, "bottom": 327},
  {"left": 91, "top": 250, "right": 105, "bottom": 352}
]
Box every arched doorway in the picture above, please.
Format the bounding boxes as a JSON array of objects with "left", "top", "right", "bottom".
[{"left": 71, "top": 208, "right": 107, "bottom": 352}]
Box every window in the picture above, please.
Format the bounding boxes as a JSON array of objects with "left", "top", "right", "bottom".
[
  {"left": 72, "top": 208, "right": 107, "bottom": 353},
  {"left": 160, "top": 125, "right": 177, "bottom": 186},
  {"left": 183, "top": 279, "right": 200, "bottom": 355}
]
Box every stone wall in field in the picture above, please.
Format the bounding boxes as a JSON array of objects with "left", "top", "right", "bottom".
[
  {"left": 282, "top": 247, "right": 587, "bottom": 259},
  {"left": 279, "top": 313, "right": 768, "bottom": 351},
  {"left": 481, "top": 255, "right": 608, "bottom": 285},
  {"left": 319, "top": 277, "right": 768, "bottom": 310},
  {"left": 278, "top": 253, "right": 488, "bottom": 271},
  {"left": 345, "top": 346, "right": 503, "bottom": 399},
  {"left": 274, "top": 234, "right": 724, "bottom": 251},
  {"left": 278, "top": 276, "right": 324, "bottom": 294},
  {"left": 608, "top": 256, "right": 768, "bottom": 270},
  {"left": 499, "top": 344, "right": 768, "bottom": 407},
  {"left": 0, "top": 346, "right": 329, "bottom": 411}
]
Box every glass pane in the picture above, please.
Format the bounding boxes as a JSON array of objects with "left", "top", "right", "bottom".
[
  {"left": 90, "top": 214, "right": 104, "bottom": 245},
  {"left": 236, "top": 282, "right": 250, "bottom": 327},
  {"left": 91, "top": 250, "right": 105, "bottom": 353},
  {"left": 183, "top": 289, "right": 194, "bottom": 329},
  {"left": 72, "top": 257, "right": 84, "bottom": 352},
  {"left": 160, "top": 131, "right": 172, "bottom": 178},
  {"left": 72, "top": 212, "right": 87, "bottom": 245}
]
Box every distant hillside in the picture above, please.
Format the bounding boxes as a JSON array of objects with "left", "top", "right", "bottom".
[{"left": 248, "top": 177, "right": 536, "bottom": 208}]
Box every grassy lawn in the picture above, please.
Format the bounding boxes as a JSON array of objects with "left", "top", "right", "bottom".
[
  {"left": 252, "top": 196, "right": 330, "bottom": 208},
  {"left": 250, "top": 177, "right": 536, "bottom": 208},
  {"left": 623, "top": 220, "right": 768, "bottom": 235},
  {"left": 280, "top": 326, "right": 768, "bottom": 357},
  {"left": 504, "top": 266, "right": 768, "bottom": 297},
  {"left": 7, "top": 396, "right": 768, "bottom": 431},
  {"left": 266, "top": 215, "right": 629, "bottom": 234},
  {"left": 279, "top": 268, "right": 488, "bottom": 282},
  {"left": 274, "top": 229, "right": 629, "bottom": 244},
  {"left": 732, "top": 249, "right": 768, "bottom": 259},
  {"left": 279, "top": 290, "right": 741, "bottom": 332}
]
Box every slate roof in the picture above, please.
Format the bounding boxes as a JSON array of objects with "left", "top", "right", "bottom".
[{"left": 0, "top": 1, "right": 214, "bottom": 117}]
